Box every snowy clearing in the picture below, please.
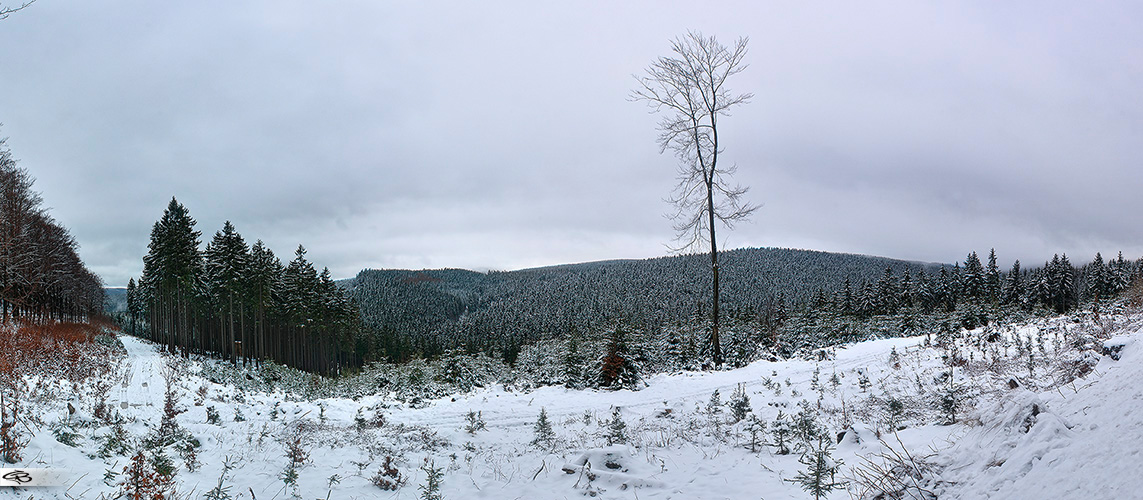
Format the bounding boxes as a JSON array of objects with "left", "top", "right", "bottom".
[{"left": 4, "top": 309, "right": 1142, "bottom": 500}]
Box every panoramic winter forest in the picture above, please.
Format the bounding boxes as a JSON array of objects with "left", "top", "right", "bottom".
[{"left": 3, "top": 2, "right": 1143, "bottom": 500}]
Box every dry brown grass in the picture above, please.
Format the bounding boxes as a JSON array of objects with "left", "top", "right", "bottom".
[
  {"left": 0, "top": 319, "right": 123, "bottom": 383},
  {"left": 1127, "top": 276, "right": 1143, "bottom": 310}
]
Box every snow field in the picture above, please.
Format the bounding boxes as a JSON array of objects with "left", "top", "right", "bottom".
[{"left": 4, "top": 308, "right": 1141, "bottom": 499}]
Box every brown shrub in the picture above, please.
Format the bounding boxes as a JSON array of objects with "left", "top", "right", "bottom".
[{"left": 0, "top": 320, "right": 122, "bottom": 383}]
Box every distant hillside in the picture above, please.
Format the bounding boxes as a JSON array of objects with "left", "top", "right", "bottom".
[
  {"left": 345, "top": 247, "right": 946, "bottom": 357},
  {"left": 104, "top": 287, "right": 127, "bottom": 314}
]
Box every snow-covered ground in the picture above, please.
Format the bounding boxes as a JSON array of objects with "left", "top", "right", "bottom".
[{"left": 6, "top": 309, "right": 1143, "bottom": 499}]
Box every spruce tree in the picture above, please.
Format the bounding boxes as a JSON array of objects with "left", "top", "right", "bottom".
[
  {"left": 745, "top": 414, "right": 766, "bottom": 452},
  {"left": 769, "top": 410, "right": 793, "bottom": 455},
  {"left": 1003, "top": 260, "right": 1023, "bottom": 306},
  {"left": 605, "top": 407, "right": 627, "bottom": 445},
  {"left": 1047, "top": 254, "right": 1077, "bottom": 313},
  {"left": 962, "top": 251, "right": 985, "bottom": 303},
  {"left": 790, "top": 434, "right": 845, "bottom": 500},
  {"left": 728, "top": 383, "right": 751, "bottom": 423},
  {"left": 915, "top": 269, "right": 933, "bottom": 313},
  {"left": 564, "top": 330, "right": 585, "bottom": 388},
  {"left": 140, "top": 197, "right": 202, "bottom": 355},
  {"left": 937, "top": 266, "right": 957, "bottom": 312},
  {"left": 419, "top": 460, "right": 443, "bottom": 500},
  {"left": 706, "top": 389, "right": 723, "bottom": 417},
  {"left": 899, "top": 267, "right": 914, "bottom": 309},
  {"left": 532, "top": 407, "right": 555, "bottom": 449},
  {"left": 1111, "top": 251, "right": 1131, "bottom": 294},
  {"left": 875, "top": 266, "right": 898, "bottom": 315},
  {"left": 126, "top": 278, "right": 139, "bottom": 336},
  {"left": 246, "top": 240, "right": 281, "bottom": 365},
  {"left": 840, "top": 277, "right": 854, "bottom": 316},
  {"left": 985, "top": 248, "right": 1001, "bottom": 304},
  {"left": 204, "top": 221, "right": 249, "bottom": 364},
  {"left": 599, "top": 324, "right": 639, "bottom": 389},
  {"left": 1088, "top": 252, "right": 1111, "bottom": 302}
]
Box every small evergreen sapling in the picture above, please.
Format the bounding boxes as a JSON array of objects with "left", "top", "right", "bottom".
[
  {"left": 745, "top": 414, "right": 766, "bottom": 453},
  {"left": 355, "top": 407, "right": 367, "bottom": 428},
  {"left": 769, "top": 410, "right": 793, "bottom": 455},
  {"left": 705, "top": 389, "right": 722, "bottom": 417},
  {"left": 858, "top": 370, "right": 871, "bottom": 393},
  {"left": 176, "top": 438, "right": 200, "bottom": 473},
  {"left": 885, "top": 397, "right": 905, "bottom": 431},
  {"left": 280, "top": 427, "right": 309, "bottom": 497},
  {"left": 532, "top": 408, "right": 555, "bottom": 449},
  {"left": 99, "top": 420, "right": 133, "bottom": 458},
  {"left": 419, "top": 459, "right": 444, "bottom": 500},
  {"left": 564, "top": 332, "right": 586, "bottom": 388},
  {"left": 194, "top": 384, "right": 208, "bottom": 406},
  {"left": 204, "top": 455, "right": 237, "bottom": 500},
  {"left": 792, "top": 402, "right": 823, "bottom": 453},
  {"left": 206, "top": 406, "right": 221, "bottom": 425},
  {"left": 149, "top": 447, "right": 177, "bottom": 479},
  {"left": 158, "top": 362, "right": 185, "bottom": 445},
  {"left": 371, "top": 456, "right": 405, "bottom": 490},
  {"left": 599, "top": 325, "right": 640, "bottom": 389},
  {"left": 789, "top": 435, "right": 846, "bottom": 500},
  {"left": 937, "top": 370, "right": 964, "bottom": 425},
  {"left": 605, "top": 408, "right": 627, "bottom": 445},
  {"left": 728, "top": 383, "right": 752, "bottom": 423},
  {"left": 464, "top": 410, "right": 486, "bottom": 435},
  {"left": 119, "top": 449, "right": 176, "bottom": 500}
]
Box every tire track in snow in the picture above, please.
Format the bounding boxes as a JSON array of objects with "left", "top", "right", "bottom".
[{"left": 112, "top": 335, "right": 166, "bottom": 421}]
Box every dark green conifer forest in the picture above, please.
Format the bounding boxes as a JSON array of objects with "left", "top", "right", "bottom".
[{"left": 129, "top": 198, "right": 363, "bottom": 375}]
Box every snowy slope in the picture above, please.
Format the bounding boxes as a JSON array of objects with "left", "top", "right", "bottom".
[
  {"left": 938, "top": 326, "right": 1143, "bottom": 500},
  {"left": 4, "top": 310, "right": 1142, "bottom": 500}
]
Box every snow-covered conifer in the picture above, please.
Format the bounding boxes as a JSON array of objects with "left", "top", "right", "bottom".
[
  {"left": 728, "top": 383, "right": 751, "bottom": 422},
  {"left": 605, "top": 407, "right": 627, "bottom": 445},
  {"left": 532, "top": 407, "right": 555, "bottom": 448},
  {"left": 789, "top": 434, "right": 845, "bottom": 500}
]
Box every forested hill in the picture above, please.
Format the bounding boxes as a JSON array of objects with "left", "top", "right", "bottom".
[{"left": 346, "top": 247, "right": 944, "bottom": 358}]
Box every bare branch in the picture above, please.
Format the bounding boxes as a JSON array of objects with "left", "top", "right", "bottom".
[
  {"left": 632, "top": 31, "right": 755, "bottom": 253},
  {"left": 0, "top": 0, "right": 37, "bottom": 20}
]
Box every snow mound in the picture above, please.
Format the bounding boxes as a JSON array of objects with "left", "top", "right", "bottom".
[
  {"left": 1102, "top": 334, "right": 1134, "bottom": 360},
  {"left": 560, "top": 446, "right": 665, "bottom": 491},
  {"left": 940, "top": 326, "right": 1143, "bottom": 500}
]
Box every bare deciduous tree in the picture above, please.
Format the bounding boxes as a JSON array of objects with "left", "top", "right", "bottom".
[{"left": 632, "top": 31, "right": 756, "bottom": 366}]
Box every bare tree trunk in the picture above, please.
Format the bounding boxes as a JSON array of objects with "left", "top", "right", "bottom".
[{"left": 707, "top": 179, "right": 722, "bottom": 366}]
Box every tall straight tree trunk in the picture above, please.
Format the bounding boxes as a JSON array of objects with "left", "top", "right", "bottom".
[
  {"left": 240, "top": 304, "right": 246, "bottom": 366},
  {"left": 707, "top": 179, "right": 722, "bottom": 367},
  {"left": 228, "top": 291, "right": 235, "bottom": 365}
]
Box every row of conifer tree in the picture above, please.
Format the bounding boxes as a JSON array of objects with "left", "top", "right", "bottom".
[
  {"left": 810, "top": 249, "right": 1137, "bottom": 320},
  {"left": 126, "top": 198, "right": 369, "bottom": 375}
]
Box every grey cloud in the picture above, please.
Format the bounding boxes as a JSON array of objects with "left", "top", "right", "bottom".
[{"left": 2, "top": 1, "right": 1140, "bottom": 286}]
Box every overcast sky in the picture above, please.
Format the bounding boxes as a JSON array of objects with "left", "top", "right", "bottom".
[{"left": 2, "top": 1, "right": 1141, "bottom": 287}]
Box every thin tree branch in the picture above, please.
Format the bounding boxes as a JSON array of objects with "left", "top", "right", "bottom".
[{"left": 0, "top": 0, "right": 36, "bottom": 20}]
